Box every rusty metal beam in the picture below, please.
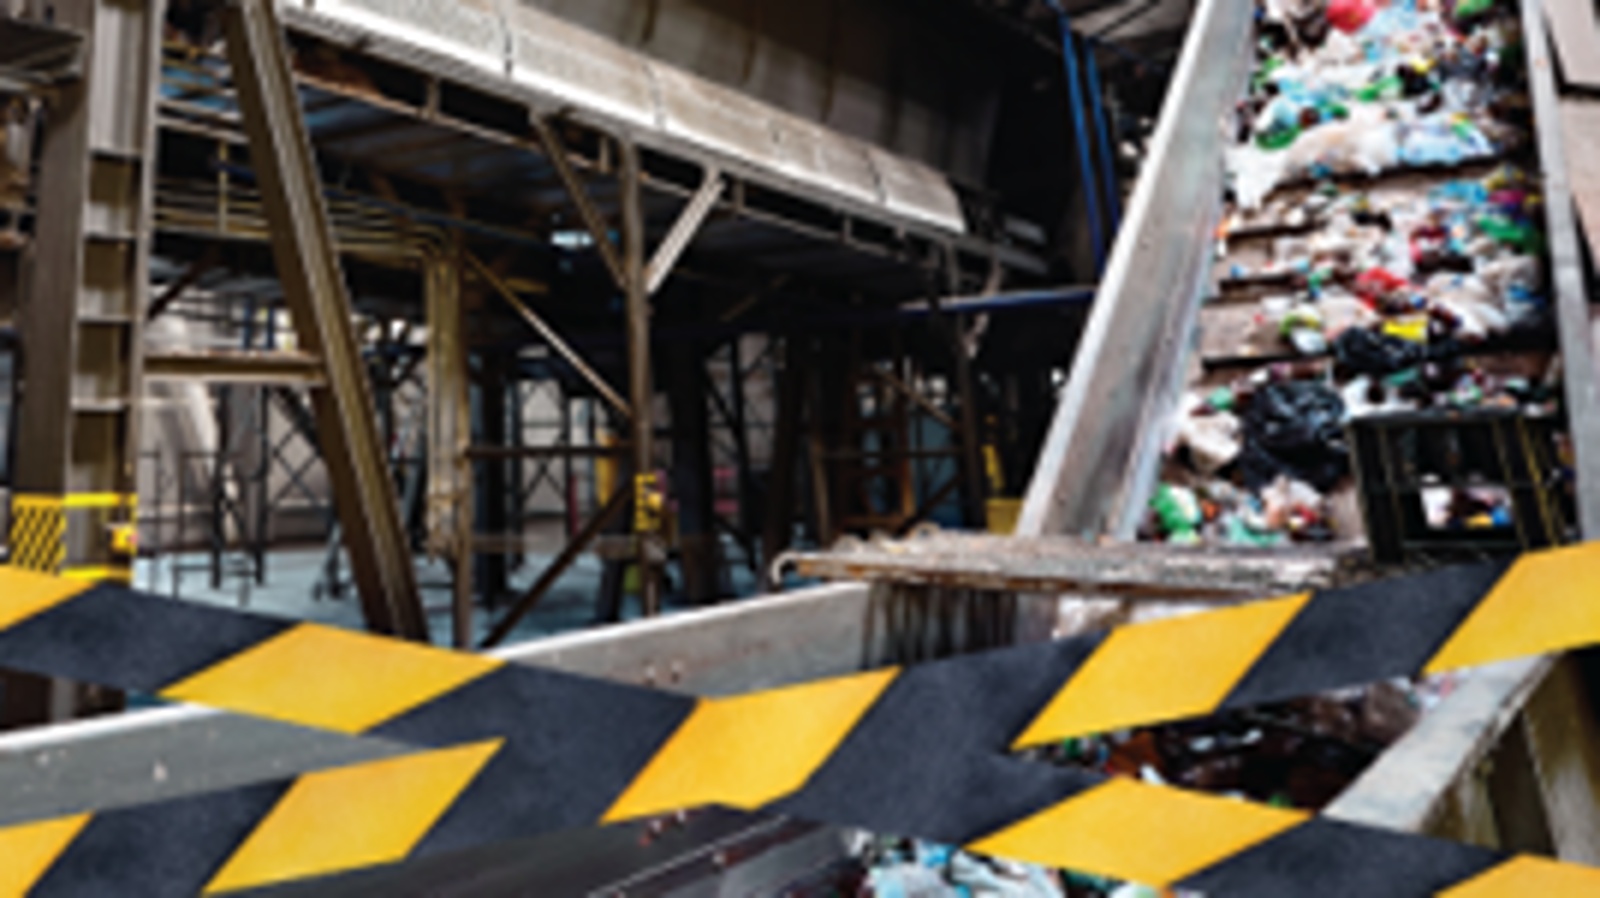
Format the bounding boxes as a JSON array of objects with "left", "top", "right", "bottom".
[
  {"left": 892, "top": 476, "right": 961, "bottom": 537},
  {"left": 645, "top": 167, "right": 724, "bottom": 296},
  {"left": 531, "top": 116, "right": 627, "bottom": 290},
  {"left": 869, "top": 366, "right": 958, "bottom": 431},
  {"left": 466, "top": 250, "right": 633, "bottom": 421},
  {"left": 481, "top": 485, "right": 632, "bottom": 648},
  {"left": 776, "top": 533, "right": 1360, "bottom": 598},
  {"left": 465, "top": 444, "right": 628, "bottom": 459},
  {"left": 621, "top": 140, "right": 661, "bottom": 618},
  {"left": 144, "top": 350, "right": 325, "bottom": 385},
  {"left": 223, "top": 0, "right": 427, "bottom": 640},
  {"left": 145, "top": 245, "right": 221, "bottom": 321}
]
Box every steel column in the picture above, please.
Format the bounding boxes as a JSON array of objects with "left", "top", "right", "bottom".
[
  {"left": 1084, "top": 42, "right": 1123, "bottom": 235},
  {"left": 222, "top": 0, "right": 427, "bottom": 639},
  {"left": 476, "top": 353, "right": 511, "bottom": 603},
  {"left": 1047, "top": 0, "right": 1107, "bottom": 274},
  {"left": 620, "top": 141, "right": 660, "bottom": 617},
  {"left": 668, "top": 341, "right": 720, "bottom": 603},
  {"left": 761, "top": 332, "right": 805, "bottom": 587},
  {"left": 929, "top": 265, "right": 987, "bottom": 530},
  {"left": 4, "top": 0, "right": 162, "bottom": 725},
  {"left": 423, "top": 244, "right": 473, "bottom": 646}
]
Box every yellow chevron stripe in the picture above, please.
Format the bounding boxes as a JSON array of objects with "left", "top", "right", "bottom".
[
  {"left": 603, "top": 668, "right": 898, "bottom": 823},
  {"left": 59, "top": 566, "right": 133, "bottom": 582},
  {"left": 204, "top": 740, "right": 503, "bottom": 894},
  {"left": 163, "top": 624, "right": 503, "bottom": 735},
  {"left": 0, "top": 814, "right": 91, "bottom": 896},
  {"left": 966, "top": 778, "right": 1305, "bottom": 887},
  {"left": 0, "top": 567, "right": 91, "bottom": 630},
  {"left": 9, "top": 498, "right": 66, "bottom": 574},
  {"left": 1012, "top": 593, "right": 1310, "bottom": 747},
  {"left": 60, "top": 493, "right": 136, "bottom": 510},
  {"left": 1425, "top": 543, "right": 1600, "bottom": 676},
  {"left": 11, "top": 495, "right": 62, "bottom": 511},
  {"left": 1437, "top": 855, "right": 1600, "bottom": 896}
]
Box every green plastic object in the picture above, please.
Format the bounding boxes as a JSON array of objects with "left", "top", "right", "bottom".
[
  {"left": 1475, "top": 215, "right": 1543, "bottom": 254},
  {"left": 1256, "top": 124, "right": 1300, "bottom": 151},
  {"left": 1225, "top": 516, "right": 1289, "bottom": 547},
  {"left": 1355, "top": 74, "right": 1402, "bottom": 102},
  {"left": 1151, "top": 484, "right": 1199, "bottom": 538}
]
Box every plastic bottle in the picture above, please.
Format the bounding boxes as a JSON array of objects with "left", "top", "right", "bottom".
[{"left": 1151, "top": 484, "right": 1202, "bottom": 542}]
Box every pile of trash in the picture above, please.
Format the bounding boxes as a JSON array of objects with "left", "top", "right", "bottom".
[
  {"left": 1148, "top": 0, "right": 1558, "bottom": 547},
  {"left": 850, "top": 676, "right": 1453, "bottom": 897},
  {"left": 1228, "top": 0, "right": 1529, "bottom": 208},
  {"left": 1036, "top": 678, "right": 1449, "bottom": 809},
  {"left": 857, "top": 840, "right": 1070, "bottom": 898}
]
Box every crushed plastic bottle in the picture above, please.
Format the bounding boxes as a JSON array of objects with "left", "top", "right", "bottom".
[{"left": 1151, "top": 483, "right": 1203, "bottom": 543}]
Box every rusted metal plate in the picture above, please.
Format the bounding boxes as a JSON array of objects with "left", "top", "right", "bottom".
[
  {"left": 1559, "top": 99, "right": 1600, "bottom": 263},
  {"left": 781, "top": 532, "right": 1363, "bottom": 597}
]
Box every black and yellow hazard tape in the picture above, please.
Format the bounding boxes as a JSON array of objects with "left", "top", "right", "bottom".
[
  {"left": 3, "top": 544, "right": 1599, "bottom": 747},
  {"left": 7, "top": 492, "right": 137, "bottom": 578},
  {"left": 3, "top": 544, "right": 1600, "bottom": 893},
  {"left": 0, "top": 630, "right": 1596, "bottom": 895},
  {"left": 8, "top": 496, "right": 67, "bottom": 574}
]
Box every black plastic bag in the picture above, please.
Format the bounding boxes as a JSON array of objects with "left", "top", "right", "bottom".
[
  {"left": 1332, "top": 328, "right": 1427, "bottom": 375},
  {"left": 1239, "top": 381, "right": 1349, "bottom": 490}
]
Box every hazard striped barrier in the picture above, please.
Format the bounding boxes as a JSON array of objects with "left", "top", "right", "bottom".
[
  {"left": 1, "top": 543, "right": 1600, "bottom": 892},
  {"left": 1, "top": 545, "right": 1596, "bottom": 748},
  {"left": 3, "top": 729, "right": 1596, "bottom": 896},
  {"left": 2, "top": 635, "right": 1598, "bottom": 896}
]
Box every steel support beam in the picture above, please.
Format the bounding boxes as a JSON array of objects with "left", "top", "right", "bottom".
[
  {"left": 481, "top": 484, "right": 631, "bottom": 648},
  {"left": 422, "top": 243, "right": 473, "bottom": 646},
  {"left": 467, "top": 251, "right": 632, "bottom": 421},
  {"left": 927, "top": 284, "right": 987, "bottom": 530},
  {"left": 530, "top": 116, "right": 626, "bottom": 289},
  {"left": 870, "top": 366, "right": 958, "bottom": 431},
  {"left": 477, "top": 353, "right": 511, "bottom": 603},
  {"left": 645, "top": 168, "right": 724, "bottom": 296},
  {"left": 4, "top": 0, "right": 161, "bottom": 726},
  {"left": 621, "top": 141, "right": 660, "bottom": 617},
  {"left": 223, "top": 0, "right": 426, "bottom": 640},
  {"left": 761, "top": 332, "right": 805, "bottom": 588},
  {"left": 143, "top": 350, "right": 326, "bottom": 385},
  {"left": 668, "top": 340, "right": 720, "bottom": 603},
  {"left": 778, "top": 534, "right": 1356, "bottom": 597}
]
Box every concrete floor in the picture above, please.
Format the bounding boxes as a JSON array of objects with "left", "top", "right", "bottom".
[{"left": 136, "top": 519, "right": 767, "bottom": 649}]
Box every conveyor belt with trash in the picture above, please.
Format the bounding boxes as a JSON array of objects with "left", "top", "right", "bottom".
[{"left": 1127, "top": 0, "right": 1571, "bottom": 559}]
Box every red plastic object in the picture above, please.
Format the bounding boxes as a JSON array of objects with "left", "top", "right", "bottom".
[{"left": 1328, "top": 0, "right": 1377, "bottom": 33}]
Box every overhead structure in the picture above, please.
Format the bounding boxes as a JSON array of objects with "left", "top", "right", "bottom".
[{"left": 282, "top": 0, "right": 970, "bottom": 236}]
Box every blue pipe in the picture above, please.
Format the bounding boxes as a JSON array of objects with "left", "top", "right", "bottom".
[
  {"left": 1046, "top": 0, "right": 1107, "bottom": 275},
  {"left": 1084, "top": 40, "right": 1122, "bottom": 235}
]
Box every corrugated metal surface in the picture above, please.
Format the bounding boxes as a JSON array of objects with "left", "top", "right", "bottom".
[
  {"left": 282, "top": 0, "right": 969, "bottom": 235},
  {"left": 504, "top": 1, "right": 657, "bottom": 132},
  {"left": 309, "top": 0, "right": 505, "bottom": 76}
]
